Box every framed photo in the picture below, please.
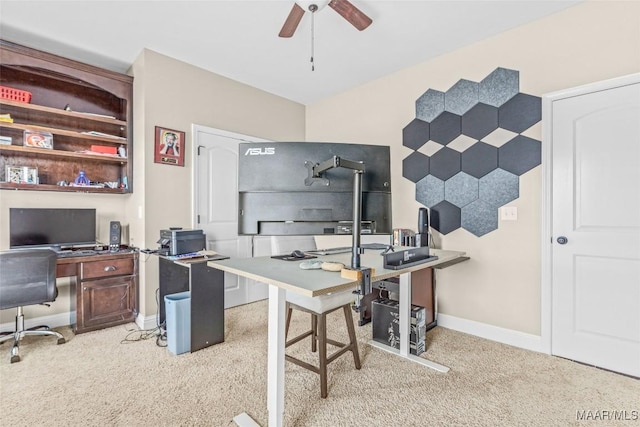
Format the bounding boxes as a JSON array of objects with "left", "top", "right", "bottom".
[
  {"left": 6, "top": 166, "right": 38, "bottom": 184},
  {"left": 154, "top": 126, "right": 185, "bottom": 166},
  {"left": 24, "top": 130, "right": 53, "bottom": 149}
]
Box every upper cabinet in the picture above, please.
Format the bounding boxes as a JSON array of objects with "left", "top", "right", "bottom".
[{"left": 0, "top": 39, "right": 133, "bottom": 194}]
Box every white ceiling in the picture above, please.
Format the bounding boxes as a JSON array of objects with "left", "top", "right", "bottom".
[{"left": 0, "top": 0, "right": 581, "bottom": 105}]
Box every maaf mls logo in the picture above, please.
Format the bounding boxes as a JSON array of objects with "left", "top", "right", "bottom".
[{"left": 244, "top": 147, "right": 275, "bottom": 156}]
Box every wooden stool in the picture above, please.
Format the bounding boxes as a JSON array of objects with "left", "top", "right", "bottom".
[{"left": 284, "top": 290, "right": 361, "bottom": 398}]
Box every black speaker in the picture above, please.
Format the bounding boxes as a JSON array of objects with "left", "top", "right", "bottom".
[
  {"left": 109, "top": 221, "right": 121, "bottom": 251},
  {"left": 416, "top": 208, "right": 429, "bottom": 247},
  {"left": 418, "top": 208, "right": 429, "bottom": 233}
]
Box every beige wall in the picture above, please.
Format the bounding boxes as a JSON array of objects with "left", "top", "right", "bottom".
[
  {"left": 130, "top": 49, "right": 305, "bottom": 319},
  {"left": 305, "top": 1, "right": 640, "bottom": 335}
]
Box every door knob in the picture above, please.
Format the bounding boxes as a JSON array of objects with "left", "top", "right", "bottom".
[{"left": 556, "top": 236, "right": 568, "bottom": 245}]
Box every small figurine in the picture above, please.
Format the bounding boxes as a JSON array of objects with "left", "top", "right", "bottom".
[{"left": 74, "top": 170, "right": 90, "bottom": 185}]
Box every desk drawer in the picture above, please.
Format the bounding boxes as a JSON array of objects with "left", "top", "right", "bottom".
[{"left": 81, "top": 257, "right": 134, "bottom": 280}]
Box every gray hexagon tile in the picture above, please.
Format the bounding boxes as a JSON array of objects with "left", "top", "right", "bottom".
[
  {"left": 402, "top": 152, "right": 430, "bottom": 183},
  {"left": 416, "top": 174, "right": 444, "bottom": 208},
  {"left": 430, "top": 111, "right": 462, "bottom": 145},
  {"left": 479, "top": 168, "right": 519, "bottom": 207},
  {"left": 430, "top": 200, "right": 461, "bottom": 235},
  {"left": 462, "top": 199, "right": 499, "bottom": 236},
  {"left": 499, "top": 135, "right": 542, "bottom": 175},
  {"left": 445, "top": 172, "right": 479, "bottom": 208},
  {"left": 462, "top": 142, "right": 498, "bottom": 179},
  {"left": 416, "top": 89, "right": 445, "bottom": 122},
  {"left": 479, "top": 67, "right": 519, "bottom": 107},
  {"left": 462, "top": 103, "right": 499, "bottom": 140},
  {"left": 429, "top": 147, "right": 461, "bottom": 181},
  {"left": 402, "top": 119, "right": 430, "bottom": 150},
  {"left": 445, "top": 79, "right": 479, "bottom": 115},
  {"left": 499, "top": 93, "right": 542, "bottom": 133}
]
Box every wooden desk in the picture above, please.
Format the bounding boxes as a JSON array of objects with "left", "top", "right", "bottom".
[
  {"left": 209, "top": 248, "right": 467, "bottom": 427},
  {"left": 56, "top": 250, "right": 138, "bottom": 334}
]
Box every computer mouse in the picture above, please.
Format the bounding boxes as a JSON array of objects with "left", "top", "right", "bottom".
[{"left": 291, "top": 250, "right": 305, "bottom": 259}]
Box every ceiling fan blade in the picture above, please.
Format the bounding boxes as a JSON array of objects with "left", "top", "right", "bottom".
[
  {"left": 279, "top": 3, "right": 306, "bottom": 38},
  {"left": 328, "top": 0, "right": 372, "bottom": 31}
]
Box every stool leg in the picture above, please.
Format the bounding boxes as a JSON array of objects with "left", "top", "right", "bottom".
[
  {"left": 343, "top": 305, "right": 361, "bottom": 370},
  {"left": 285, "top": 303, "right": 293, "bottom": 340},
  {"left": 318, "top": 313, "right": 328, "bottom": 398},
  {"left": 311, "top": 314, "right": 318, "bottom": 353}
]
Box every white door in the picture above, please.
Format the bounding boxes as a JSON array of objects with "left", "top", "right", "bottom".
[
  {"left": 193, "top": 125, "right": 269, "bottom": 308},
  {"left": 550, "top": 77, "right": 640, "bottom": 377}
]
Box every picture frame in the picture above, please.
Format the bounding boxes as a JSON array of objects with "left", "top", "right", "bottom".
[
  {"left": 154, "top": 126, "right": 185, "bottom": 166},
  {"left": 6, "top": 166, "right": 38, "bottom": 184},
  {"left": 23, "top": 130, "right": 53, "bottom": 149}
]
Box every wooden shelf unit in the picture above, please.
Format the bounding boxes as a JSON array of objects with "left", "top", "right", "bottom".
[{"left": 0, "top": 39, "right": 133, "bottom": 193}]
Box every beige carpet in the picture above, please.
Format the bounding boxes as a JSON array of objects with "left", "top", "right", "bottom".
[{"left": 1, "top": 299, "right": 637, "bottom": 427}]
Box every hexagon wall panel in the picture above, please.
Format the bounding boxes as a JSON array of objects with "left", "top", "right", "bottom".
[
  {"left": 402, "top": 151, "right": 430, "bottom": 183},
  {"left": 403, "top": 67, "right": 541, "bottom": 236},
  {"left": 416, "top": 174, "right": 445, "bottom": 208},
  {"left": 416, "top": 89, "right": 445, "bottom": 122}
]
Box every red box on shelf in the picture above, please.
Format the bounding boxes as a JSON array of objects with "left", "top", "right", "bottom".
[
  {"left": 90, "top": 145, "right": 117, "bottom": 155},
  {"left": 0, "top": 85, "right": 32, "bottom": 103}
]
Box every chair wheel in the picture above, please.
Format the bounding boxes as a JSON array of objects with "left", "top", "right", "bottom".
[
  {"left": 57, "top": 337, "right": 66, "bottom": 345},
  {"left": 10, "top": 354, "right": 20, "bottom": 363}
]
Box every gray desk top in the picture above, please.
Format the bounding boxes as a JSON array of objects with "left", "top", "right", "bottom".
[{"left": 208, "top": 248, "right": 466, "bottom": 297}]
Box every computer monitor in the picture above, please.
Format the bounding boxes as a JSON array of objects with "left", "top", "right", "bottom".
[
  {"left": 238, "top": 141, "right": 392, "bottom": 236},
  {"left": 9, "top": 208, "right": 97, "bottom": 249}
]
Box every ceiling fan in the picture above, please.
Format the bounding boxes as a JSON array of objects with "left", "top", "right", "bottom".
[{"left": 279, "top": 0, "right": 373, "bottom": 38}]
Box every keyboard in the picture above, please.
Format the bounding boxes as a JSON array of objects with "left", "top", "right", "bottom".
[
  {"left": 56, "top": 249, "right": 98, "bottom": 258},
  {"left": 308, "top": 243, "right": 391, "bottom": 256},
  {"left": 165, "top": 251, "right": 203, "bottom": 261}
]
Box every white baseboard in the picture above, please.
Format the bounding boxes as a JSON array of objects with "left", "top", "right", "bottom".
[
  {"left": 0, "top": 311, "right": 73, "bottom": 332},
  {"left": 437, "top": 313, "right": 545, "bottom": 353},
  {"left": 3, "top": 310, "right": 542, "bottom": 354},
  {"left": 136, "top": 314, "right": 161, "bottom": 331},
  {"left": 1, "top": 311, "right": 158, "bottom": 334}
]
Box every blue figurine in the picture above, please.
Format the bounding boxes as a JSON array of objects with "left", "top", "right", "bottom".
[{"left": 74, "top": 170, "right": 90, "bottom": 185}]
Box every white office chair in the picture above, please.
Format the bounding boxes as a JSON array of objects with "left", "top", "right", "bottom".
[{"left": 270, "top": 236, "right": 361, "bottom": 398}]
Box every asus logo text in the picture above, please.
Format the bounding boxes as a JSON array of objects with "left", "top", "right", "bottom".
[{"left": 244, "top": 147, "right": 275, "bottom": 156}]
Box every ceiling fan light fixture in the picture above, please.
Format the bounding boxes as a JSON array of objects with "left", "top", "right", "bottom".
[{"left": 295, "top": 0, "right": 330, "bottom": 12}]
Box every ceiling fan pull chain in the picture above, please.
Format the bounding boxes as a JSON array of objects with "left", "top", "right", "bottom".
[{"left": 310, "top": 7, "right": 315, "bottom": 71}]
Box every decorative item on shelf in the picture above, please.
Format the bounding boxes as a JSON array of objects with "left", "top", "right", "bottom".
[
  {"left": 0, "top": 85, "right": 32, "bottom": 103},
  {"left": 5, "top": 166, "right": 38, "bottom": 184},
  {"left": 0, "top": 135, "right": 12, "bottom": 145},
  {"left": 23, "top": 130, "right": 53, "bottom": 149},
  {"left": 74, "top": 170, "right": 91, "bottom": 186},
  {"left": 118, "top": 145, "right": 126, "bottom": 158},
  {"left": 154, "top": 126, "right": 185, "bottom": 166}
]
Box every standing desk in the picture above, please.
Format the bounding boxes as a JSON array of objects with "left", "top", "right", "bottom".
[{"left": 208, "top": 248, "right": 468, "bottom": 427}]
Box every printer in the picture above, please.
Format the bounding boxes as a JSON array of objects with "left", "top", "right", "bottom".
[{"left": 158, "top": 228, "right": 206, "bottom": 256}]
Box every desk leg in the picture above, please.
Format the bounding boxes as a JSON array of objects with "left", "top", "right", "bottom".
[
  {"left": 368, "top": 271, "right": 450, "bottom": 373},
  {"left": 268, "top": 284, "right": 286, "bottom": 426},
  {"left": 234, "top": 284, "right": 285, "bottom": 427}
]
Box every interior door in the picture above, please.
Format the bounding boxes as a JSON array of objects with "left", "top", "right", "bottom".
[
  {"left": 193, "top": 125, "right": 269, "bottom": 308},
  {"left": 551, "top": 78, "right": 640, "bottom": 377}
]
